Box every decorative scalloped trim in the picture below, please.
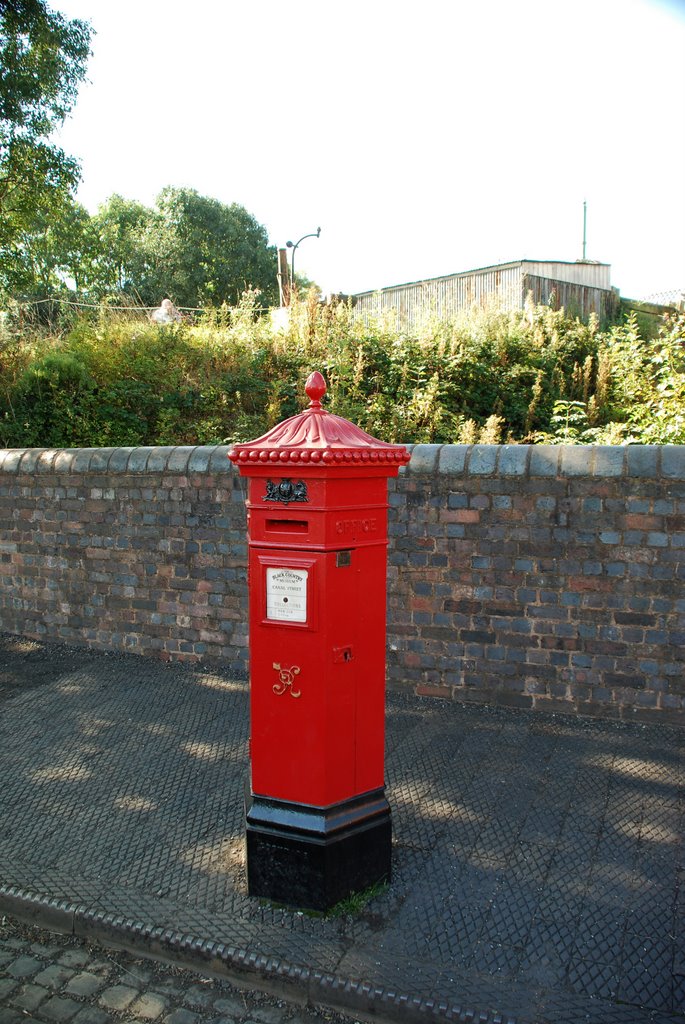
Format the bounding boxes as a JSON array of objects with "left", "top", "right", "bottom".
[{"left": 229, "top": 447, "right": 411, "bottom": 466}]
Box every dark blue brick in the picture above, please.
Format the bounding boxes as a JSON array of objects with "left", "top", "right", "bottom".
[
  {"left": 505, "top": 619, "right": 532, "bottom": 633},
  {"left": 485, "top": 646, "right": 506, "bottom": 661},
  {"left": 536, "top": 497, "right": 556, "bottom": 512}
]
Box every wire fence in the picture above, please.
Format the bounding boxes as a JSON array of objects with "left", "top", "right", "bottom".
[
  {"left": 27, "top": 297, "right": 204, "bottom": 313},
  {"left": 0, "top": 294, "right": 271, "bottom": 334},
  {"left": 637, "top": 289, "right": 684, "bottom": 308}
]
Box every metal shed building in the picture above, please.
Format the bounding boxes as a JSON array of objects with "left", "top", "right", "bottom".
[{"left": 352, "top": 259, "right": 619, "bottom": 327}]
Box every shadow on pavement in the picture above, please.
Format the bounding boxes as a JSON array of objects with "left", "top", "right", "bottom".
[{"left": 0, "top": 632, "right": 683, "bottom": 1024}]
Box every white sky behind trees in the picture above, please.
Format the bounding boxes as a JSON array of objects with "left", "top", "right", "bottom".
[{"left": 50, "top": 0, "right": 685, "bottom": 301}]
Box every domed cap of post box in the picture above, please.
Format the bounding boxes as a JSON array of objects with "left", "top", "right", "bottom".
[{"left": 228, "top": 371, "right": 411, "bottom": 468}]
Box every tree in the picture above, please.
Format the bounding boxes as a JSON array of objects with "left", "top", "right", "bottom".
[
  {"left": 141, "top": 188, "right": 279, "bottom": 309},
  {"left": 2, "top": 195, "right": 100, "bottom": 296},
  {"left": 84, "top": 189, "right": 280, "bottom": 309},
  {"left": 91, "top": 194, "right": 156, "bottom": 297},
  {"left": 0, "top": 1, "right": 91, "bottom": 274}
]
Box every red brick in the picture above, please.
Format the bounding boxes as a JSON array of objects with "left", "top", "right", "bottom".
[{"left": 415, "top": 685, "right": 451, "bottom": 700}]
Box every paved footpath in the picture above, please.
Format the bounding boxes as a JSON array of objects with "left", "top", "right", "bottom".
[
  {"left": 0, "top": 915, "right": 358, "bottom": 1024},
  {"left": 1, "top": 633, "right": 684, "bottom": 1024}
]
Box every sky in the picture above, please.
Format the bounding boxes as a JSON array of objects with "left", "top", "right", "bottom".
[{"left": 50, "top": 0, "right": 685, "bottom": 302}]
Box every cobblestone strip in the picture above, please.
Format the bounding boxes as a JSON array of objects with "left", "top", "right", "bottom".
[
  {"left": 0, "top": 899, "right": 515, "bottom": 1024},
  {"left": 0, "top": 915, "right": 359, "bottom": 1024}
]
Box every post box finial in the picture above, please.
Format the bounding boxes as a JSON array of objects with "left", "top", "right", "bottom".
[{"left": 305, "top": 371, "right": 327, "bottom": 409}]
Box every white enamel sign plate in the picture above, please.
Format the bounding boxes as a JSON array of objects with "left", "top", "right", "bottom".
[{"left": 266, "top": 567, "right": 308, "bottom": 623}]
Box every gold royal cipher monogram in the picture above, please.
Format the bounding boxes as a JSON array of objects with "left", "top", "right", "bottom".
[{"left": 272, "top": 663, "right": 302, "bottom": 698}]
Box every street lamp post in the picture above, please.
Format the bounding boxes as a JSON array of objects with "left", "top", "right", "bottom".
[{"left": 286, "top": 227, "right": 321, "bottom": 293}]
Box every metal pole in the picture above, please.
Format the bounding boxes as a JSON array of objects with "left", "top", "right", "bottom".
[
  {"left": 582, "top": 200, "right": 587, "bottom": 261},
  {"left": 286, "top": 228, "right": 321, "bottom": 294}
]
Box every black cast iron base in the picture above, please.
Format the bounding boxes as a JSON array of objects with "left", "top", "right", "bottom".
[{"left": 245, "top": 787, "right": 392, "bottom": 912}]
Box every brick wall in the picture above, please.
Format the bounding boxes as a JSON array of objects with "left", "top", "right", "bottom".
[
  {"left": 388, "top": 444, "right": 685, "bottom": 724},
  {"left": 0, "top": 446, "right": 249, "bottom": 671},
  {"left": 1, "top": 444, "right": 684, "bottom": 723}
]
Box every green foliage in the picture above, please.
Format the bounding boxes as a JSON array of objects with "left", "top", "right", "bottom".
[
  {"left": 3, "top": 185, "right": 280, "bottom": 310},
  {"left": 90, "top": 194, "right": 154, "bottom": 297},
  {"left": 0, "top": 2, "right": 92, "bottom": 267},
  {"left": 603, "top": 311, "right": 685, "bottom": 443},
  {"left": 1, "top": 295, "right": 683, "bottom": 449},
  {"left": 147, "top": 187, "right": 279, "bottom": 309},
  {"left": 327, "top": 879, "right": 389, "bottom": 918},
  {"left": 4, "top": 198, "right": 99, "bottom": 297}
]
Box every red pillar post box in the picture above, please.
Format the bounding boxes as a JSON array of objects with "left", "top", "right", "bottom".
[{"left": 228, "top": 371, "right": 410, "bottom": 911}]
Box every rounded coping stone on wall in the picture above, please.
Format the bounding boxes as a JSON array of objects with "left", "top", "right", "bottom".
[
  {"left": 33, "top": 449, "right": 61, "bottom": 472},
  {"left": 51, "top": 449, "right": 77, "bottom": 474},
  {"left": 662, "top": 445, "right": 685, "bottom": 479},
  {"left": 18, "top": 449, "right": 53, "bottom": 473},
  {"left": 208, "top": 446, "right": 233, "bottom": 472},
  {"left": 592, "top": 446, "right": 626, "bottom": 477},
  {"left": 406, "top": 444, "right": 441, "bottom": 474},
  {"left": 104, "top": 447, "right": 135, "bottom": 472},
  {"left": 498, "top": 444, "right": 531, "bottom": 476},
  {"left": 88, "top": 448, "right": 116, "bottom": 472},
  {"left": 468, "top": 445, "right": 498, "bottom": 476},
  {"left": 0, "top": 449, "right": 33, "bottom": 473},
  {"left": 0, "top": 450, "right": 18, "bottom": 472},
  {"left": 145, "top": 446, "right": 178, "bottom": 473},
  {"left": 529, "top": 446, "right": 560, "bottom": 477},
  {"left": 127, "top": 447, "right": 156, "bottom": 472},
  {"left": 166, "top": 446, "right": 198, "bottom": 473},
  {"left": 437, "top": 445, "right": 469, "bottom": 475},
  {"left": 559, "top": 446, "right": 594, "bottom": 477},
  {"left": 2, "top": 445, "right": 685, "bottom": 481},
  {"left": 626, "top": 446, "right": 660, "bottom": 478},
  {"left": 187, "top": 447, "right": 217, "bottom": 474},
  {"left": 70, "top": 449, "right": 103, "bottom": 473}
]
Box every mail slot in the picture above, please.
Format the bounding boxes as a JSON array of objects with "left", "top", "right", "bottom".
[
  {"left": 229, "top": 370, "right": 410, "bottom": 911},
  {"left": 265, "top": 518, "right": 308, "bottom": 533}
]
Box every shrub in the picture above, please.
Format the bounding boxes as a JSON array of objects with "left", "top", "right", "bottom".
[{"left": 1, "top": 293, "right": 681, "bottom": 448}]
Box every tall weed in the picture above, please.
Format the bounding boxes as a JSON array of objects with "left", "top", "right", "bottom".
[{"left": 1, "top": 292, "right": 682, "bottom": 447}]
